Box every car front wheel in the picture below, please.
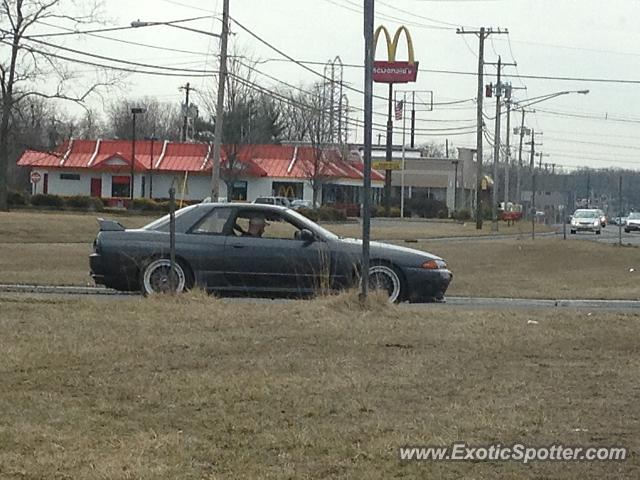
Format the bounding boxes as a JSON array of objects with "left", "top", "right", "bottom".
[
  {"left": 141, "top": 258, "right": 188, "bottom": 295},
  {"left": 367, "top": 264, "right": 404, "bottom": 303}
]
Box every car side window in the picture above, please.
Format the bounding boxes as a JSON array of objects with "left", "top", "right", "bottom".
[
  {"left": 262, "top": 214, "right": 302, "bottom": 240},
  {"left": 231, "top": 210, "right": 304, "bottom": 240},
  {"left": 190, "top": 207, "right": 232, "bottom": 235}
]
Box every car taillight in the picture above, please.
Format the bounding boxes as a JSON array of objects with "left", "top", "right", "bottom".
[{"left": 422, "top": 259, "right": 447, "bottom": 270}]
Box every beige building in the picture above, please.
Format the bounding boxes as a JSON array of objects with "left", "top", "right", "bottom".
[{"left": 382, "top": 146, "right": 477, "bottom": 212}]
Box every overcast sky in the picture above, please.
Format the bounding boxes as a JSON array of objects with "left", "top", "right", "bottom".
[{"left": 34, "top": 0, "right": 640, "bottom": 171}]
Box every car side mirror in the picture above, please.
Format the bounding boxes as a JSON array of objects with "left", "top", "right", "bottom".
[{"left": 298, "top": 228, "right": 315, "bottom": 242}]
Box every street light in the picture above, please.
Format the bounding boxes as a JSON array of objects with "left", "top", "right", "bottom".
[
  {"left": 513, "top": 89, "right": 589, "bottom": 110},
  {"left": 512, "top": 89, "right": 589, "bottom": 212},
  {"left": 132, "top": 6, "right": 227, "bottom": 203},
  {"left": 130, "top": 107, "right": 145, "bottom": 201},
  {"left": 130, "top": 19, "right": 220, "bottom": 38}
]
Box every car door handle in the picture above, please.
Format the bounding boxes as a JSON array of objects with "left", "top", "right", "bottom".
[{"left": 232, "top": 245, "right": 246, "bottom": 249}]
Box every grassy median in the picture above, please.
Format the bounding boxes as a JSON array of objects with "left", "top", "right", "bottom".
[{"left": 0, "top": 292, "right": 638, "bottom": 479}]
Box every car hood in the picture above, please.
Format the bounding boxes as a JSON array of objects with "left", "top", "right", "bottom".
[
  {"left": 336, "top": 237, "right": 442, "bottom": 263},
  {"left": 627, "top": 219, "right": 640, "bottom": 224}
]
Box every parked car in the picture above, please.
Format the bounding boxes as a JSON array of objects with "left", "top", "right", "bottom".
[
  {"left": 90, "top": 203, "right": 453, "bottom": 303},
  {"left": 253, "top": 196, "right": 291, "bottom": 207},
  {"left": 570, "top": 209, "right": 602, "bottom": 235},
  {"left": 624, "top": 212, "right": 640, "bottom": 233},
  {"left": 290, "top": 199, "right": 313, "bottom": 210}
]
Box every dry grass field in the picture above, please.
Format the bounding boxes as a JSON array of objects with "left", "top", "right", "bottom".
[
  {"left": 0, "top": 210, "right": 156, "bottom": 244},
  {"left": 431, "top": 238, "right": 640, "bottom": 300},
  {"left": 0, "top": 210, "right": 552, "bottom": 244},
  {"left": 0, "top": 292, "right": 638, "bottom": 479}
]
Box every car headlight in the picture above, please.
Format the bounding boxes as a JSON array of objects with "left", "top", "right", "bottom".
[
  {"left": 593, "top": 220, "right": 599, "bottom": 226},
  {"left": 422, "top": 259, "right": 448, "bottom": 270},
  {"left": 571, "top": 219, "right": 578, "bottom": 225}
]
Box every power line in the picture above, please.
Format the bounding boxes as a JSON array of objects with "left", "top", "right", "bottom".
[
  {"left": 1, "top": 39, "right": 213, "bottom": 77},
  {"left": 16, "top": 34, "right": 216, "bottom": 74}
]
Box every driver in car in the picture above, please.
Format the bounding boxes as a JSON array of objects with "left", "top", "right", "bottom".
[{"left": 242, "top": 215, "right": 268, "bottom": 237}]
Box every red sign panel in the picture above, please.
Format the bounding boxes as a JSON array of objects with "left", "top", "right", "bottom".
[
  {"left": 373, "top": 61, "right": 419, "bottom": 84},
  {"left": 30, "top": 171, "right": 41, "bottom": 183}
]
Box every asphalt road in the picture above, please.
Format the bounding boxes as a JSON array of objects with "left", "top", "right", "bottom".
[
  {"left": 1, "top": 284, "right": 638, "bottom": 311},
  {"left": 558, "top": 223, "right": 640, "bottom": 246}
]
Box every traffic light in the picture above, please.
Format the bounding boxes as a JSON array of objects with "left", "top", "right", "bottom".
[{"left": 485, "top": 83, "right": 493, "bottom": 98}]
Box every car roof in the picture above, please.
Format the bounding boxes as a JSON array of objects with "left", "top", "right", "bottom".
[{"left": 201, "top": 202, "right": 289, "bottom": 212}]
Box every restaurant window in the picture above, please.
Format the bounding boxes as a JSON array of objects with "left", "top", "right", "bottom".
[{"left": 111, "top": 175, "right": 130, "bottom": 198}]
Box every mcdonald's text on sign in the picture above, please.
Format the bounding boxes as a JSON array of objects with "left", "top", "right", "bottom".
[
  {"left": 373, "top": 25, "right": 419, "bottom": 84},
  {"left": 373, "top": 160, "right": 402, "bottom": 171}
]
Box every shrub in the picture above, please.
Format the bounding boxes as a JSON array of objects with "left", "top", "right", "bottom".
[
  {"left": 406, "top": 194, "right": 448, "bottom": 218},
  {"left": 30, "top": 193, "right": 64, "bottom": 208},
  {"left": 7, "top": 190, "right": 26, "bottom": 206},
  {"left": 451, "top": 209, "right": 472, "bottom": 221},
  {"left": 297, "top": 206, "right": 346, "bottom": 222},
  {"left": 130, "top": 198, "right": 164, "bottom": 212},
  {"left": 64, "top": 195, "right": 104, "bottom": 211}
]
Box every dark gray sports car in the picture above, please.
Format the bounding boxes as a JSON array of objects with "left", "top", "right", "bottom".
[{"left": 90, "top": 203, "right": 452, "bottom": 302}]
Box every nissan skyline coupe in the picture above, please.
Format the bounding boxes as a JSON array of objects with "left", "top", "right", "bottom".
[{"left": 89, "top": 203, "right": 453, "bottom": 303}]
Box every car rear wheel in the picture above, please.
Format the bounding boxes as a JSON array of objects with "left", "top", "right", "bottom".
[
  {"left": 570, "top": 230, "right": 576, "bottom": 234},
  {"left": 595, "top": 230, "right": 601, "bottom": 235},
  {"left": 367, "top": 264, "right": 404, "bottom": 303},
  {"left": 141, "top": 258, "right": 188, "bottom": 295}
]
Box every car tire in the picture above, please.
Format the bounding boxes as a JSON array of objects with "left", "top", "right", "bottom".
[
  {"left": 140, "top": 258, "right": 191, "bottom": 295},
  {"left": 367, "top": 263, "right": 405, "bottom": 303},
  {"left": 570, "top": 230, "right": 576, "bottom": 234},
  {"left": 625, "top": 229, "right": 630, "bottom": 233},
  {"left": 595, "top": 230, "right": 601, "bottom": 235}
]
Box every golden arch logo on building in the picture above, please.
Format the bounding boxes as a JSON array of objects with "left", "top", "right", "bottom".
[
  {"left": 277, "top": 184, "right": 296, "bottom": 198},
  {"left": 373, "top": 25, "right": 419, "bottom": 83}
]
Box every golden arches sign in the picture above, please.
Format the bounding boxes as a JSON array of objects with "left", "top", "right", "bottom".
[
  {"left": 372, "top": 25, "right": 419, "bottom": 83},
  {"left": 277, "top": 184, "right": 296, "bottom": 198}
]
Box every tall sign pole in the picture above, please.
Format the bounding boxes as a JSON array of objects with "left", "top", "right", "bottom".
[
  {"left": 361, "top": 0, "right": 374, "bottom": 300},
  {"left": 372, "top": 25, "right": 419, "bottom": 217}
]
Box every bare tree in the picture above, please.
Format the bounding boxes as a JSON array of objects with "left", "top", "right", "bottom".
[
  {"left": 0, "top": 0, "right": 120, "bottom": 209},
  {"left": 298, "top": 82, "right": 333, "bottom": 207},
  {"left": 105, "top": 97, "right": 182, "bottom": 141},
  {"left": 199, "top": 47, "right": 283, "bottom": 198}
]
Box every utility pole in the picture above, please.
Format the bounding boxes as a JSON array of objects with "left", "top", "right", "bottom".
[
  {"left": 504, "top": 92, "right": 511, "bottom": 206},
  {"left": 457, "top": 27, "right": 508, "bottom": 229},
  {"left": 410, "top": 91, "right": 416, "bottom": 148},
  {"left": 384, "top": 83, "right": 393, "bottom": 216},
  {"left": 586, "top": 170, "right": 591, "bottom": 208},
  {"left": 361, "top": 0, "right": 374, "bottom": 300},
  {"left": 211, "top": 0, "right": 229, "bottom": 202},
  {"left": 180, "top": 82, "right": 193, "bottom": 142},
  {"left": 484, "top": 58, "right": 516, "bottom": 231},
  {"left": 530, "top": 129, "right": 536, "bottom": 240}
]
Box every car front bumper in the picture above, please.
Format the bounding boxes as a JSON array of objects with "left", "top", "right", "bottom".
[
  {"left": 572, "top": 223, "right": 600, "bottom": 231},
  {"left": 403, "top": 267, "right": 453, "bottom": 303},
  {"left": 625, "top": 223, "right": 640, "bottom": 231}
]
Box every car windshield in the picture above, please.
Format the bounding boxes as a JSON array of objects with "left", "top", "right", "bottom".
[
  {"left": 573, "top": 210, "right": 598, "bottom": 218},
  {"left": 629, "top": 212, "right": 640, "bottom": 219},
  {"left": 286, "top": 209, "right": 339, "bottom": 240},
  {"left": 142, "top": 205, "right": 198, "bottom": 230}
]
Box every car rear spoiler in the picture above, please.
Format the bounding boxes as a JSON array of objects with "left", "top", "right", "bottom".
[{"left": 97, "top": 218, "right": 125, "bottom": 231}]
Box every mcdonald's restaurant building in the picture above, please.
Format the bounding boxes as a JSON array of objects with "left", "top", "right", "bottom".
[{"left": 17, "top": 139, "right": 385, "bottom": 207}]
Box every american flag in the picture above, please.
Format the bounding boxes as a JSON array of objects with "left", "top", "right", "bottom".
[{"left": 394, "top": 100, "right": 404, "bottom": 121}]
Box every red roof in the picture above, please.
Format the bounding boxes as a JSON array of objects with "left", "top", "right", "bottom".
[{"left": 17, "top": 140, "right": 384, "bottom": 182}]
